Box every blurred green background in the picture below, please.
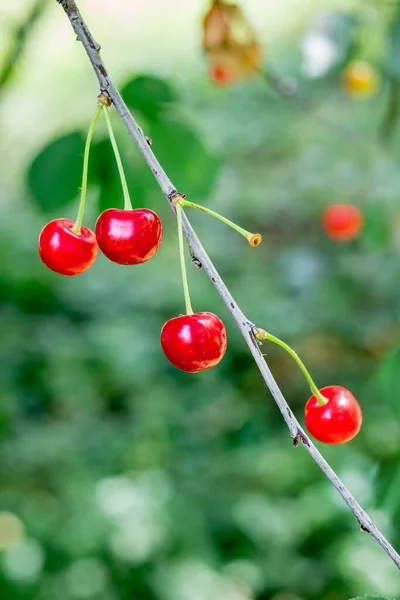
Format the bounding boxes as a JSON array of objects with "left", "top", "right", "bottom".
[{"left": 1, "top": 0, "right": 400, "bottom": 598}]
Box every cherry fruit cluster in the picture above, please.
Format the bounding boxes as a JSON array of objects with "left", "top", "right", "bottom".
[
  {"left": 39, "top": 101, "right": 162, "bottom": 275},
  {"left": 38, "top": 98, "right": 362, "bottom": 446}
]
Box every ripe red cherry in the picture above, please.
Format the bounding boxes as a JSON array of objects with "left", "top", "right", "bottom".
[
  {"left": 95, "top": 208, "right": 162, "bottom": 265},
  {"left": 38, "top": 218, "right": 98, "bottom": 276},
  {"left": 209, "top": 64, "right": 235, "bottom": 86},
  {"left": 322, "top": 204, "right": 363, "bottom": 242},
  {"left": 304, "top": 385, "right": 362, "bottom": 444},
  {"left": 160, "top": 312, "right": 227, "bottom": 373}
]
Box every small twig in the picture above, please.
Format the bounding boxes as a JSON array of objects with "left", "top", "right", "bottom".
[
  {"left": 0, "top": 0, "right": 48, "bottom": 97},
  {"left": 56, "top": 0, "right": 400, "bottom": 569},
  {"left": 259, "top": 67, "right": 362, "bottom": 142}
]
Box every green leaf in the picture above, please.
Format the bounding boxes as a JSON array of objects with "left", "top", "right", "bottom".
[
  {"left": 359, "top": 204, "right": 391, "bottom": 250},
  {"left": 147, "top": 118, "right": 219, "bottom": 199},
  {"left": 27, "top": 131, "right": 85, "bottom": 213},
  {"left": 387, "top": 12, "right": 400, "bottom": 79},
  {"left": 121, "top": 75, "right": 178, "bottom": 120}
]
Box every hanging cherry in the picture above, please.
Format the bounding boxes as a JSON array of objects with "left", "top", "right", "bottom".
[
  {"left": 96, "top": 207, "right": 162, "bottom": 265},
  {"left": 95, "top": 106, "right": 162, "bottom": 265},
  {"left": 161, "top": 311, "right": 227, "bottom": 373},
  {"left": 255, "top": 329, "right": 362, "bottom": 444},
  {"left": 160, "top": 201, "right": 227, "bottom": 373},
  {"left": 38, "top": 219, "right": 97, "bottom": 276},
  {"left": 304, "top": 385, "right": 362, "bottom": 444},
  {"left": 38, "top": 103, "right": 102, "bottom": 275}
]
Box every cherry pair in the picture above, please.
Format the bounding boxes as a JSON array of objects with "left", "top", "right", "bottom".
[
  {"left": 38, "top": 208, "right": 162, "bottom": 275},
  {"left": 38, "top": 100, "right": 162, "bottom": 276},
  {"left": 255, "top": 329, "right": 362, "bottom": 445}
]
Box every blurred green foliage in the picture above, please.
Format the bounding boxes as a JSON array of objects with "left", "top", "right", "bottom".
[
  {"left": 28, "top": 132, "right": 86, "bottom": 212},
  {"left": 1, "top": 2, "right": 400, "bottom": 599}
]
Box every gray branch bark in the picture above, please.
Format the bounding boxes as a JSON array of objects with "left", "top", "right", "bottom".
[{"left": 56, "top": 0, "right": 400, "bottom": 570}]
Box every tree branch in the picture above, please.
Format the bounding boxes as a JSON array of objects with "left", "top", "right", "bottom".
[
  {"left": 0, "top": 0, "right": 49, "bottom": 98},
  {"left": 56, "top": 0, "right": 400, "bottom": 569}
]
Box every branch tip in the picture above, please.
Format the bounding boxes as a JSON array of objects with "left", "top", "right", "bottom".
[{"left": 249, "top": 233, "right": 262, "bottom": 247}]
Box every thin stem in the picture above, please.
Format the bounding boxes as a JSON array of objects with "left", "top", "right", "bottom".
[
  {"left": 176, "top": 204, "right": 194, "bottom": 315},
  {"left": 72, "top": 104, "right": 102, "bottom": 234},
  {"left": 102, "top": 105, "right": 133, "bottom": 210},
  {"left": 179, "top": 199, "right": 261, "bottom": 247},
  {"left": 258, "top": 330, "right": 328, "bottom": 406}
]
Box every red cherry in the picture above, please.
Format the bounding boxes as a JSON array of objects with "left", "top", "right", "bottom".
[
  {"left": 160, "top": 312, "right": 227, "bottom": 373},
  {"left": 95, "top": 208, "right": 162, "bottom": 265},
  {"left": 38, "top": 218, "right": 98, "bottom": 276},
  {"left": 322, "top": 204, "right": 363, "bottom": 242},
  {"left": 304, "top": 385, "right": 362, "bottom": 444},
  {"left": 209, "top": 64, "right": 235, "bottom": 86}
]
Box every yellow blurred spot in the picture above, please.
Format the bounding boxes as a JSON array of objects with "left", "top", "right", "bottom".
[
  {"left": 0, "top": 512, "right": 24, "bottom": 550},
  {"left": 342, "top": 60, "right": 379, "bottom": 99}
]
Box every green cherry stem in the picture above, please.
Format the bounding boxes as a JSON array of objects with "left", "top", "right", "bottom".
[
  {"left": 255, "top": 329, "right": 328, "bottom": 406},
  {"left": 102, "top": 105, "right": 133, "bottom": 211},
  {"left": 176, "top": 203, "right": 194, "bottom": 316},
  {"left": 72, "top": 104, "right": 103, "bottom": 234},
  {"left": 177, "top": 198, "right": 262, "bottom": 247}
]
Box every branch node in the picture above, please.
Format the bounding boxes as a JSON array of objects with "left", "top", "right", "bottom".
[
  {"left": 292, "top": 428, "right": 310, "bottom": 448},
  {"left": 292, "top": 435, "right": 301, "bottom": 447},
  {"left": 169, "top": 192, "right": 186, "bottom": 205},
  {"left": 190, "top": 247, "right": 202, "bottom": 270},
  {"left": 253, "top": 327, "right": 267, "bottom": 343},
  {"left": 97, "top": 92, "right": 111, "bottom": 106}
]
